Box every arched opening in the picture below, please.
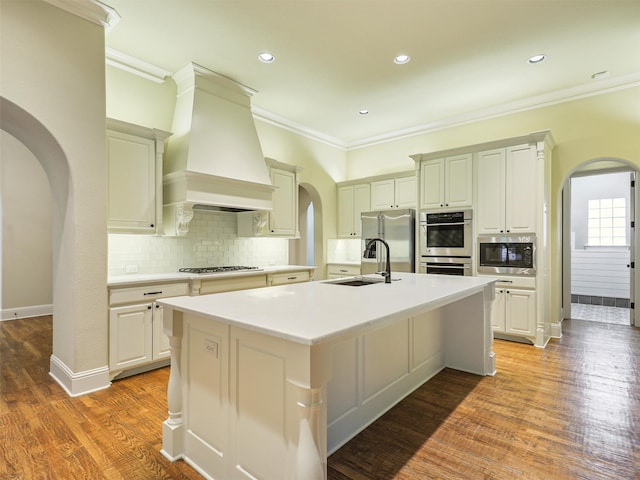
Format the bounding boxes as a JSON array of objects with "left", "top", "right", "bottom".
[
  {"left": 291, "top": 182, "right": 323, "bottom": 276},
  {"left": 561, "top": 157, "right": 638, "bottom": 328},
  {"left": 0, "top": 96, "right": 74, "bottom": 382}
]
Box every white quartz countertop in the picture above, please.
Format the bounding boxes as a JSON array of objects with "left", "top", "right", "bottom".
[
  {"left": 108, "top": 265, "right": 317, "bottom": 287},
  {"left": 158, "top": 273, "right": 495, "bottom": 346}
]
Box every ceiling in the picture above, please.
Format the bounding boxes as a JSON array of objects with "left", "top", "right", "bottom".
[{"left": 103, "top": 0, "right": 640, "bottom": 149}]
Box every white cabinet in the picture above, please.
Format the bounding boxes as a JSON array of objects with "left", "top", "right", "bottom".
[
  {"left": 267, "top": 269, "right": 312, "bottom": 286},
  {"left": 106, "top": 118, "right": 170, "bottom": 234},
  {"left": 337, "top": 183, "right": 371, "bottom": 237},
  {"left": 419, "top": 154, "right": 472, "bottom": 210},
  {"left": 327, "top": 263, "right": 361, "bottom": 279},
  {"left": 476, "top": 145, "right": 537, "bottom": 234},
  {"left": 237, "top": 159, "right": 300, "bottom": 237},
  {"left": 108, "top": 281, "right": 189, "bottom": 377},
  {"left": 489, "top": 276, "right": 536, "bottom": 340},
  {"left": 370, "top": 176, "right": 417, "bottom": 210}
]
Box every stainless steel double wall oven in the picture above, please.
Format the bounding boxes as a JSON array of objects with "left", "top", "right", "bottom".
[{"left": 419, "top": 209, "right": 473, "bottom": 276}]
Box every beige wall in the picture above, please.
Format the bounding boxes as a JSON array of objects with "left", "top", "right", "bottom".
[
  {"left": 0, "top": 131, "right": 52, "bottom": 312},
  {"left": 1, "top": 1, "right": 108, "bottom": 386},
  {"left": 346, "top": 86, "right": 640, "bottom": 326}
]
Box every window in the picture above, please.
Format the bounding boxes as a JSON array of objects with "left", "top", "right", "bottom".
[{"left": 587, "top": 198, "right": 626, "bottom": 246}]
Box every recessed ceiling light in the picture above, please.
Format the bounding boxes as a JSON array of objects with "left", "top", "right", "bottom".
[
  {"left": 359, "top": 109, "right": 369, "bottom": 115},
  {"left": 527, "top": 54, "right": 546, "bottom": 64},
  {"left": 394, "top": 54, "right": 411, "bottom": 65},
  {"left": 258, "top": 52, "right": 275, "bottom": 63}
]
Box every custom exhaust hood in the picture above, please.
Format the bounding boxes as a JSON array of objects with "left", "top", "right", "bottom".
[{"left": 163, "top": 62, "right": 275, "bottom": 236}]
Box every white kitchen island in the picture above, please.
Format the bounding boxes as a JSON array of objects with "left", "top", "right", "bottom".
[{"left": 158, "top": 272, "right": 496, "bottom": 480}]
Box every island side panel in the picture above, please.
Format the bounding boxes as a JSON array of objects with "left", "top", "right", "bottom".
[
  {"left": 327, "top": 308, "right": 446, "bottom": 455},
  {"left": 229, "top": 324, "right": 330, "bottom": 480},
  {"left": 181, "top": 313, "right": 230, "bottom": 476},
  {"left": 442, "top": 285, "right": 496, "bottom": 376}
]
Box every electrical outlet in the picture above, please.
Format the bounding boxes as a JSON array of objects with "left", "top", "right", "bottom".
[
  {"left": 204, "top": 339, "right": 218, "bottom": 358},
  {"left": 125, "top": 264, "right": 139, "bottom": 273}
]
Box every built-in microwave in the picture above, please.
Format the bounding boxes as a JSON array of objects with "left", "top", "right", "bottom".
[
  {"left": 419, "top": 209, "right": 473, "bottom": 257},
  {"left": 477, "top": 234, "right": 536, "bottom": 276}
]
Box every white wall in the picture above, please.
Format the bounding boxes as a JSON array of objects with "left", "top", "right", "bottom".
[
  {"left": 0, "top": 131, "right": 52, "bottom": 318},
  {"left": 571, "top": 172, "right": 631, "bottom": 250},
  {"left": 1, "top": 1, "right": 109, "bottom": 393}
]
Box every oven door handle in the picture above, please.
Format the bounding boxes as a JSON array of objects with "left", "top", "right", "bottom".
[
  {"left": 423, "top": 221, "right": 470, "bottom": 227},
  {"left": 426, "top": 264, "right": 471, "bottom": 269}
]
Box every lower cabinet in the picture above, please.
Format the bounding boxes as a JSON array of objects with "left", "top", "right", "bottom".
[
  {"left": 108, "top": 281, "right": 189, "bottom": 378},
  {"left": 267, "top": 270, "right": 311, "bottom": 286},
  {"left": 327, "top": 263, "right": 361, "bottom": 279},
  {"left": 491, "top": 280, "right": 536, "bottom": 340}
]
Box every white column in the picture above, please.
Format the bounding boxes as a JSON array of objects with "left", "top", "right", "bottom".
[{"left": 161, "top": 308, "right": 184, "bottom": 461}]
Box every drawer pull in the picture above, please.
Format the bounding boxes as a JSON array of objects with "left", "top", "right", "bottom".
[
  {"left": 287, "top": 276, "right": 297, "bottom": 280},
  {"left": 339, "top": 269, "right": 348, "bottom": 272},
  {"left": 143, "top": 291, "right": 163, "bottom": 296}
]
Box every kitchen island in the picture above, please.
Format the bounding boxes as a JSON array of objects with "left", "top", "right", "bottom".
[{"left": 158, "top": 273, "right": 496, "bottom": 480}]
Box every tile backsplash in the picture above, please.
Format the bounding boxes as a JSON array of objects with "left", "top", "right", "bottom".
[
  {"left": 108, "top": 210, "right": 288, "bottom": 276},
  {"left": 327, "top": 238, "right": 362, "bottom": 263}
]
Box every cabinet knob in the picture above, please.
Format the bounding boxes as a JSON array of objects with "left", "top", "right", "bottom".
[
  {"left": 150, "top": 224, "right": 154, "bottom": 228},
  {"left": 147, "top": 305, "right": 152, "bottom": 310}
]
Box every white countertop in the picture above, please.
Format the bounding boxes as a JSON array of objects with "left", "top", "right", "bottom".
[
  {"left": 158, "top": 273, "right": 495, "bottom": 346},
  {"left": 108, "top": 265, "right": 317, "bottom": 287}
]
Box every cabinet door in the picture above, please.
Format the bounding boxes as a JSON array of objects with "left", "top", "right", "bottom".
[
  {"left": 505, "top": 145, "right": 536, "bottom": 233},
  {"left": 491, "top": 288, "right": 506, "bottom": 332},
  {"left": 420, "top": 159, "right": 445, "bottom": 210},
  {"left": 506, "top": 288, "right": 536, "bottom": 336},
  {"left": 269, "top": 168, "right": 297, "bottom": 235},
  {"left": 445, "top": 154, "right": 473, "bottom": 208},
  {"left": 337, "top": 186, "right": 356, "bottom": 237},
  {"left": 109, "top": 303, "right": 153, "bottom": 370},
  {"left": 476, "top": 148, "right": 506, "bottom": 234},
  {"left": 371, "top": 179, "right": 396, "bottom": 210},
  {"left": 107, "top": 130, "right": 156, "bottom": 233},
  {"left": 152, "top": 303, "right": 171, "bottom": 360},
  {"left": 352, "top": 184, "right": 371, "bottom": 237},
  {"left": 395, "top": 176, "right": 417, "bottom": 209}
]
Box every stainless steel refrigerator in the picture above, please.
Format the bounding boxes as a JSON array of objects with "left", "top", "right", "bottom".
[{"left": 361, "top": 209, "right": 415, "bottom": 275}]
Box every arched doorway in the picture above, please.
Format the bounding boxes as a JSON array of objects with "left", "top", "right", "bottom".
[
  {"left": 291, "top": 182, "right": 323, "bottom": 276},
  {"left": 1, "top": 96, "right": 110, "bottom": 395},
  {"left": 561, "top": 158, "right": 639, "bottom": 328}
]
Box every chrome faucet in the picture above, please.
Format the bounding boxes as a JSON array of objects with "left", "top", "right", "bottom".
[{"left": 364, "top": 237, "right": 391, "bottom": 283}]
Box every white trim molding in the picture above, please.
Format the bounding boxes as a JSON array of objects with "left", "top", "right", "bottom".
[
  {"left": 0, "top": 304, "right": 53, "bottom": 321},
  {"left": 44, "top": 0, "right": 120, "bottom": 31},
  {"left": 50, "top": 355, "right": 111, "bottom": 397},
  {"left": 106, "top": 48, "right": 172, "bottom": 84}
]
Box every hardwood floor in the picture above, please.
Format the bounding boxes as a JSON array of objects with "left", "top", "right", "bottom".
[{"left": 1, "top": 316, "right": 639, "bottom": 479}]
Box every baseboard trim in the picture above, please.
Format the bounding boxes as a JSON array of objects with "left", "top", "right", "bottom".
[
  {"left": 49, "top": 354, "right": 111, "bottom": 397},
  {"left": 1, "top": 304, "right": 53, "bottom": 321}
]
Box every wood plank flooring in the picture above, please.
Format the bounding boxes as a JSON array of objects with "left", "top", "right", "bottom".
[{"left": 1, "top": 316, "right": 639, "bottom": 479}]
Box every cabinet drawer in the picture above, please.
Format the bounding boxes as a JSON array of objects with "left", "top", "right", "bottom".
[
  {"left": 327, "top": 264, "right": 361, "bottom": 277},
  {"left": 199, "top": 274, "right": 267, "bottom": 295},
  {"left": 109, "top": 282, "right": 189, "bottom": 306},
  {"left": 269, "top": 271, "right": 311, "bottom": 286}
]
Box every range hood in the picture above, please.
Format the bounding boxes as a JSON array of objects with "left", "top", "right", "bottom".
[{"left": 163, "top": 62, "right": 275, "bottom": 236}]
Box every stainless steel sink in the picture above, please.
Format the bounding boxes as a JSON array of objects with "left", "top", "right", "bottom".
[{"left": 326, "top": 277, "right": 386, "bottom": 287}]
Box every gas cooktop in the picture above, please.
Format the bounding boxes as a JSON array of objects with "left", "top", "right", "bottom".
[{"left": 178, "top": 266, "right": 262, "bottom": 274}]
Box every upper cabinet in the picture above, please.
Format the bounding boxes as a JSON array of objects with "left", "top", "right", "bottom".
[
  {"left": 370, "top": 175, "right": 417, "bottom": 210},
  {"left": 237, "top": 158, "right": 301, "bottom": 237},
  {"left": 106, "top": 119, "right": 171, "bottom": 234},
  {"left": 337, "top": 183, "right": 371, "bottom": 237},
  {"left": 476, "top": 144, "right": 537, "bottom": 235},
  {"left": 418, "top": 154, "right": 472, "bottom": 210}
]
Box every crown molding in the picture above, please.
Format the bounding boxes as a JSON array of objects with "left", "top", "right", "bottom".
[
  {"left": 346, "top": 72, "right": 640, "bottom": 150},
  {"left": 106, "top": 48, "right": 172, "bottom": 84},
  {"left": 251, "top": 106, "right": 348, "bottom": 150},
  {"left": 44, "top": 0, "right": 120, "bottom": 31}
]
